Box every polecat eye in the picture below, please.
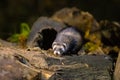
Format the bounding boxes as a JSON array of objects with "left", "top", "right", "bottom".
[{"left": 62, "top": 43, "right": 67, "bottom": 49}]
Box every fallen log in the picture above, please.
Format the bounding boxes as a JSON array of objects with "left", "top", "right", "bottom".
[{"left": 0, "top": 43, "right": 113, "bottom": 80}]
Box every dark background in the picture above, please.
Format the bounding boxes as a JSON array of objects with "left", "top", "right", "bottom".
[{"left": 0, "top": 0, "right": 120, "bottom": 39}]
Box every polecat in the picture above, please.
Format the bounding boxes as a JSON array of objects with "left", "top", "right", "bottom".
[{"left": 52, "top": 27, "right": 82, "bottom": 55}]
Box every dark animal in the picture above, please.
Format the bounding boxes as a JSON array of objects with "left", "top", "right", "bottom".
[{"left": 52, "top": 27, "right": 82, "bottom": 55}]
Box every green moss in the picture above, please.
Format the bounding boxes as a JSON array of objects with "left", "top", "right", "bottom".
[
  {"left": 8, "top": 23, "right": 30, "bottom": 46},
  {"left": 82, "top": 42, "right": 99, "bottom": 52}
]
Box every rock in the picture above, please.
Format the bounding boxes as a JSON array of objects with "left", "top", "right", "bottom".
[{"left": 51, "top": 7, "right": 100, "bottom": 33}]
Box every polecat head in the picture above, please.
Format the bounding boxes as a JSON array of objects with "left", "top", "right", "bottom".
[{"left": 52, "top": 42, "right": 67, "bottom": 55}]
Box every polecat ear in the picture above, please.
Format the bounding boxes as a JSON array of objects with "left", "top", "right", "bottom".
[
  {"left": 52, "top": 42, "right": 57, "bottom": 47},
  {"left": 52, "top": 45, "right": 57, "bottom": 50}
]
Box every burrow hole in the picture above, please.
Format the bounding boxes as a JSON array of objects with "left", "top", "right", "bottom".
[{"left": 38, "top": 28, "right": 57, "bottom": 50}]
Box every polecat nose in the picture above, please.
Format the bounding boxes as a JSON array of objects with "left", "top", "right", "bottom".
[{"left": 54, "top": 51, "right": 61, "bottom": 55}]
